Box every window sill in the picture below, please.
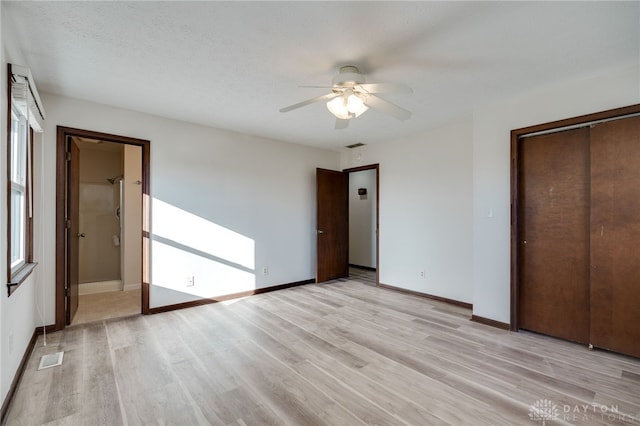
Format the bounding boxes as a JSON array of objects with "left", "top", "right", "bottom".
[{"left": 7, "top": 262, "right": 38, "bottom": 296}]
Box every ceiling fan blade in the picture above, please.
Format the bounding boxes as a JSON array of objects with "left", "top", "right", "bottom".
[
  {"left": 362, "top": 94, "right": 412, "bottom": 121},
  {"left": 356, "top": 83, "right": 413, "bottom": 94},
  {"left": 299, "top": 85, "right": 343, "bottom": 89},
  {"left": 335, "top": 118, "right": 350, "bottom": 130},
  {"left": 279, "top": 92, "right": 340, "bottom": 113}
]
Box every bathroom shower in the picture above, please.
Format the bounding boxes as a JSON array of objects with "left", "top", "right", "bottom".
[
  {"left": 107, "top": 175, "right": 124, "bottom": 221},
  {"left": 77, "top": 155, "right": 124, "bottom": 294}
]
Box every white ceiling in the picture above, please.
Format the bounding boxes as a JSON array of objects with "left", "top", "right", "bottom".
[{"left": 4, "top": 1, "right": 639, "bottom": 150}]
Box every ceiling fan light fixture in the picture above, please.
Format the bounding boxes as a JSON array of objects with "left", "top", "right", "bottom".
[
  {"left": 326, "top": 96, "right": 352, "bottom": 119},
  {"left": 326, "top": 93, "right": 368, "bottom": 119},
  {"left": 347, "top": 94, "right": 368, "bottom": 117},
  {"left": 281, "top": 64, "right": 411, "bottom": 124},
  {"left": 332, "top": 65, "right": 365, "bottom": 86}
]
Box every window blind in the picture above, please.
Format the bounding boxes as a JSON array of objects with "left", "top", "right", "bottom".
[{"left": 10, "top": 64, "right": 45, "bottom": 133}]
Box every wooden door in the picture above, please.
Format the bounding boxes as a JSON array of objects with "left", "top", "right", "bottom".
[
  {"left": 590, "top": 115, "right": 640, "bottom": 358},
  {"left": 316, "top": 168, "right": 348, "bottom": 283},
  {"left": 517, "top": 128, "right": 591, "bottom": 343},
  {"left": 67, "top": 138, "right": 80, "bottom": 324}
]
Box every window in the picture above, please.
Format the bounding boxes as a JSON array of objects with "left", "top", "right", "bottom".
[
  {"left": 10, "top": 105, "right": 29, "bottom": 273},
  {"left": 7, "top": 64, "right": 44, "bottom": 294}
]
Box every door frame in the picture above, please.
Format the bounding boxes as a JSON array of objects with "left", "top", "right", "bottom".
[
  {"left": 55, "top": 126, "right": 151, "bottom": 330},
  {"left": 67, "top": 139, "right": 80, "bottom": 324},
  {"left": 344, "top": 163, "right": 380, "bottom": 286},
  {"left": 510, "top": 104, "right": 640, "bottom": 332}
]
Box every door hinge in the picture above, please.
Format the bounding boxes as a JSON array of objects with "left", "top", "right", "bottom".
[
  {"left": 66, "top": 220, "right": 71, "bottom": 229},
  {"left": 64, "top": 288, "right": 70, "bottom": 297},
  {"left": 65, "top": 151, "right": 71, "bottom": 161}
]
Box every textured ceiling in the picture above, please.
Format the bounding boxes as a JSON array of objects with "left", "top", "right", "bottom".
[{"left": 4, "top": 1, "right": 639, "bottom": 150}]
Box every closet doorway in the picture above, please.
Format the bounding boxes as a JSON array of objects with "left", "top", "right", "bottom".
[
  {"left": 55, "top": 127, "right": 151, "bottom": 330},
  {"left": 511, "top": 104, "right": 640, "bottom": 358}
]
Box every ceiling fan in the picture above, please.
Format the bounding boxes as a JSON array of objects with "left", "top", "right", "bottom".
[{"left": 279, "top": 65, "right": 413, "bottom": 129}]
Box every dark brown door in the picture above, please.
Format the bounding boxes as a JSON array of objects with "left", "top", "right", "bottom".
[
  {"left": 316, "top": 168, "right": 348, "bottom": 283},
  {"left": 517, "top": 127, "right": 591, "bottom": 344},
  {"left": 67, "top": 138, "right": 80, "bottom": 324},
  {"left": 590, "top": 115, "right": 640, "bottom": 358}
]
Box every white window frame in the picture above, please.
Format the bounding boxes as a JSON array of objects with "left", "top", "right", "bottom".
[{"left": 9, "top": 105, "right": 29, "bottom": 273}]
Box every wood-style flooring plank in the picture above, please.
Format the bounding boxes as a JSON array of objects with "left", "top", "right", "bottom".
[{"left": 5, "top": 278, "right": 640, "bottom": 425}]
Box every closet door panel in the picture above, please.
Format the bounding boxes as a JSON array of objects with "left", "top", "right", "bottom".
[
  {"left": 518, "top": 128, "right": 590, "bottom": 343},
  {"left": 590, "top": 115, "right": 640, "bottom": 358}
]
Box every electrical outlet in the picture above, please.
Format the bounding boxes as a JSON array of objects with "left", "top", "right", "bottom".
[
  {"left": 187, "top": 276, "right": 195, "bottom": 287},
  {"left": 419, "top": 271, "right": 425, "bottom": 279},
  {"left": 262, "top": 267, "right": 269, "bottom": 275}
]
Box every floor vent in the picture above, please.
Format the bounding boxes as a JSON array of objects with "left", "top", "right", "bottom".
[{"left": 38, "top": 352, "right": 64, "bottom": 370}]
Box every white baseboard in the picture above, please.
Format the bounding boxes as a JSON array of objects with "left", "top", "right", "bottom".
[
  {"left": 123, "top": 282, "right": 141, "bottom": 292},
  {"left": 79, "top": 280, "right": 122, "bottom": 295}
]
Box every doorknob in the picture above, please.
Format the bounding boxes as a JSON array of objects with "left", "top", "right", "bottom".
[
  {"left": 317, "top": 230, "right": 324, "bottom": 234},
  {"left": 77, "top": 233, "right": 86, "bottom": 238}
]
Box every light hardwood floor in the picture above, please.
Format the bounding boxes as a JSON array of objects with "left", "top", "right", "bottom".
[
  {"left": 73, "top": 289, "right": 141, "bottom": 325},
  {"left": 5, "top": 279, "right": 640, "bottom": 425},
  {"left": 348, "top": 266, "right": 376, "bottom": 286}
]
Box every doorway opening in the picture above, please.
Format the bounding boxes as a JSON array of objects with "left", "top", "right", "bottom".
[
  {"left": 55, "top": 127, "right": 151, "bottom": 330},
  {"left": 348, "top": 167, "right": 378, "bottom": 286},
  {"left": 72, "top": 137, "right": 141, "bottom": 324},
  {"left": 315, "top": 164, "right": 379, "bottom": 285}
]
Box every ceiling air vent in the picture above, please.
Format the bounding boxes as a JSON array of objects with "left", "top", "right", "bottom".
[{"left": 345, "top": 143, "right": 365, "bottom": 149}]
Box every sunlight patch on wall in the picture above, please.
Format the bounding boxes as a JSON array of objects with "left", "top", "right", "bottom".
[
  {"left": 151, "top": 239, "right": 255, "bottom": 298},
  {"left": 150, "top": 198, "right": 256, "bottom": 297},
  {"left": 152, "top": 198, "right": 254, "bottom": 269}
]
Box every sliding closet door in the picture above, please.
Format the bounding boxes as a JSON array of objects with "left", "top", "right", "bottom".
[
  {"left": 590, "top": 115, "right": 640, "bottom": 358},
  {"left": 517, "top": 128, "right": 591, "bottom": 343}
]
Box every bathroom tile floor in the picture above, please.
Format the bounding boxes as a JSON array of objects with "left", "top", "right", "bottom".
[{"left": 72, "top": 289, "right": 141, "bottom": 325}]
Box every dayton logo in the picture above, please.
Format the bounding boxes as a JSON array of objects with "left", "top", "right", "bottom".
[{"left": 529, "top": 399, "right": 559, "bottom": 425}]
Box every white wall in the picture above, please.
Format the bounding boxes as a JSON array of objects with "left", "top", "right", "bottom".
[
  {"left": 122, "top": 144, "right": 142, "bottom": 291},
  {"left": 349, "top": 169, "right": 376, "bottom": 268},
  {"left": 0, "top": 11, "right": 42, "bottom": 405},
  {"left": 38, "top": 93, "right": 340, "bottom": 312},
  {"left": 1, "top": 4, "right": 6, "bottom": 402},
  {"left": 341, "top": 118, "right": 475, "bottom": 304}
]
